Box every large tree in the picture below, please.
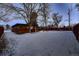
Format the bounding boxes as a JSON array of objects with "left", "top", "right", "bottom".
[
  {"left": 0, "top": 3, "right": 50, "bottom": 31},
  {"left": 0, "top": 4, "right": 40, "bottom": 22},
  {"left": 0, "top": 3, "right": 43, "bottom": 32}
]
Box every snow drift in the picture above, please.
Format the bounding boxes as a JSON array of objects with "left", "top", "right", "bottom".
[{"left": 1, "top": 31, "right": 79, "bottom": 56}]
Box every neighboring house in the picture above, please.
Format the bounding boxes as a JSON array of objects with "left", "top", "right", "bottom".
[
  {"left": 73, "top": 23, "right": 79, "bottom": 42},
  {"left": 11, "top": 23, "right": 30, "bottom": 34}
]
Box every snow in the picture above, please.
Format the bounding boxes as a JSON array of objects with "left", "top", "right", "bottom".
[
  {"left": 1, "top": 31, "right": 79, "bottom": 56},
  {"left": 4, "top": 30, "right": 11, "bottom": 32}
]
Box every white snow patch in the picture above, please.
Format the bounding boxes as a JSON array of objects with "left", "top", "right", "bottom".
[{"left": 1, "top": 31, "right": 79, "bottom": 56}]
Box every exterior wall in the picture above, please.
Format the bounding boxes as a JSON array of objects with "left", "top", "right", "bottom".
[{"left": 73, "top": 24, "right": 79, "bottom": 42}]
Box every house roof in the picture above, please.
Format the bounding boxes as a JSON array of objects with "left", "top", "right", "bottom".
[{"left": 12, "top": 23, "right": 29, "bottom": 28}]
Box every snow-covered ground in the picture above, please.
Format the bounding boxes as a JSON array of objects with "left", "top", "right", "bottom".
[
  {"left": 4, "top": 30, "right": 11, "bottom": 32},
  {"left": 1, "top": 31, "right": 79, "bottom": 56}
]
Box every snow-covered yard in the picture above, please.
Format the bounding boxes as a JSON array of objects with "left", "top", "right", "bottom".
[{"left": 1, "top": 31, "right": 79, "bottom": 56}]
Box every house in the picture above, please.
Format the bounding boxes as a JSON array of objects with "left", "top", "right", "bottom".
[
  {"left": 11, "top": 23, "right": 29, "bottom": 34},
  {"left": 12, "top": 23, "right": 39, "bottom": 34}
]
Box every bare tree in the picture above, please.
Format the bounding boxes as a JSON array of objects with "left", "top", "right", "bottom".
[
  {"left": 67, "top": 8, "right": 71, "bottom": 30},
  {"left": 39, "top": 3, "right": 49, "bottom": 27},
  {"left": 52, "top": 13, "right": 62, "bottom": 28},
  {"left": 0, "top": 5, "right": 12, "bottom": 22},
  {"left": 67, "top": 4, "right": 73, "bottom": 30},
  {"left": 0, "top": 3, "right": 51, "bottom": 32},
  {"left": 0, "top": 4, "right": 39, "bottom": 22},
  {"left": 0, "top": 3, "right": 42, "bottom": 32}
]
